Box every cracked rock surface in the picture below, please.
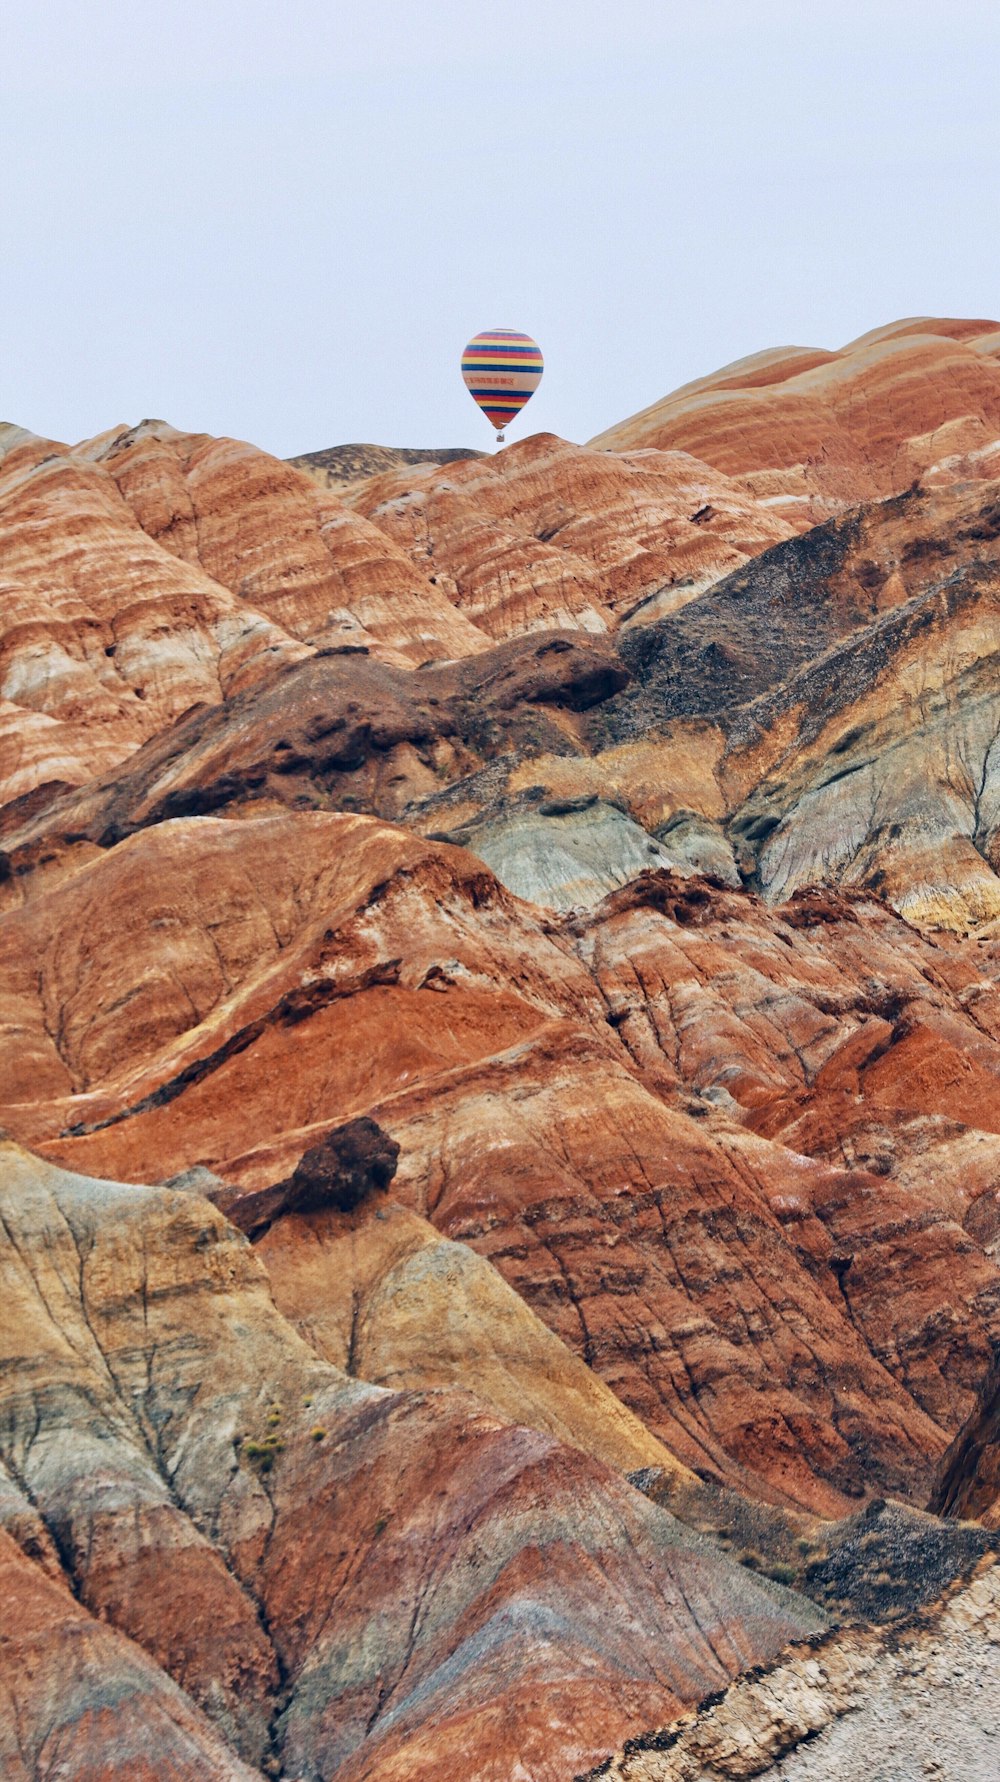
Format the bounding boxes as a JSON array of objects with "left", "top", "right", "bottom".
[
  {"left": 585, "top": 1561, "right": 1000, "bottom": 1781},
  {"left": 0, "top": 1141, "right": 821, "bottom": 1782}
]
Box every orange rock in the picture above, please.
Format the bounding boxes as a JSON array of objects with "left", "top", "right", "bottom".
[
  {"left": 9, "top": 320, "right": 1000, "bottom": 1774},
  {"left": 255, "top": 1194, "right": 690, "bottom": 1480},
  {"left": 0, "top": 1142, "right": 822, "bottom": 1779},
  {"left": 0, "top": 420, "right": 487, "bottom": 806},
  {"left": 591, "top": 318, "right": 1000, "bottom": 512},
  {"left": 0, "top": 1530, "right": 262, "bottom": 1781},
  {"left": 347, "top": 431, "right": 796, "bottom": 637},
  {"left": 4, "top": 814, "right": 998, "bottom": 1516}
]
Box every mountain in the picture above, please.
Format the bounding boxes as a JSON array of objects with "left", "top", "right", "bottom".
[
  {"left": 590, "top": 315, "right": 1000, "bottom": 514},
  {"left": 4, "top": 319, "right": 1000, "bottom": 1779},
  {"left": 589, "top": 1560, "right": 1000, "bottom": 1781},
  {"left": 288, "top": 443, "right": 484, "bottom": 494}
]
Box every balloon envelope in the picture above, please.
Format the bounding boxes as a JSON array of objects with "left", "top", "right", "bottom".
[{"left": 461, "top": 329, "right": 543, "bottom": 435}]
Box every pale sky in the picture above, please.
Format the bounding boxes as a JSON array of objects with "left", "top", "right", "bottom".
[{"left": 3, "top": 0, "right": 1000, "bottom": 458}]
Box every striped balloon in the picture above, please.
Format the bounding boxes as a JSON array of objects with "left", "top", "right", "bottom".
[{"left": 460, "top": 328, "right": 543, "bottom": 439}]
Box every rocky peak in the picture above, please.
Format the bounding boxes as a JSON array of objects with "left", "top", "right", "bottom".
[{"left": 7, "top": 319, "right": 1000, "bottom": 1777}]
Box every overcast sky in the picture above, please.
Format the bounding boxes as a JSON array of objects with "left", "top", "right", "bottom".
[{"left": 4, "top": 1, "right": 1000, "bottom": 458}]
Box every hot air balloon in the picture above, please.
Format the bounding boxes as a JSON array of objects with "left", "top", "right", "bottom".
[{"left": 461, "top": 329, "right": 543, "bottom": 444}]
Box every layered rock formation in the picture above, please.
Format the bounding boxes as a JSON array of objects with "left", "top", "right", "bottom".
[
  {"left": 3, "top": 809, "right": 1000, "bottom": 1519},
  {"left": 0, "top": 1528, "right": 262, "bottom": 1782},
  {"left": 0, "top": 418, "right": 488, "bottom": 806},
  {"left": 0, "top": 1142, "right": 821, "bottom": 1782},
  {"left": 343, "top": 433, "right": 798, "bottom": 637},
  {"left": 0, "top": 416, "right": 800, "bottom": 807},
  {"left": 12, "top": 433, "right": 1000, "bottom": 928},
  {"left": 255, "top": 1195, "right": 684, "bottom": 1480},
  {"left": 590, "top": 316, "right": 1000, "bottom": 517},
  {"left": 288, "top": 443, "right": 484, "bottom": 494},
  {"left": 7, "top": 317, "right": 1000, "bottom": 1777}
]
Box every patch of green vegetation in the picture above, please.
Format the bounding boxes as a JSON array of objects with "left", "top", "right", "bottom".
[
  {"left": 242, "top": 1438, "right": 284, "bottom": 1475},
  {"left": 242, "top": 1402, "right": 288, "bottom": 1476}
]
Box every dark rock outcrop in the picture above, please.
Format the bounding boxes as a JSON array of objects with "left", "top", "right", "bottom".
[
  {"left": 226, "top": 1116, "right": 400, "bottom": 1238},
  {"left": 930, "top": 1356, "right": 1000, "bottom": 1525}
]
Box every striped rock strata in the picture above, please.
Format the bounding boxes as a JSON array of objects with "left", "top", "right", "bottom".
[
  {"left": 7, "top": 319, "right": 1000, "bottom": 1776},
  {"left": 11, "top": 444, "right": 1000, "bottom": 930},
  {"left": 4, "top": 816, "right": 1000, "bottom": 1518},
  {"left": 0, "top": 1140, "right": 820, "bottom": 1782},
  {"left": 590, "top": 316, "right": 1000, "bottom": 518}
]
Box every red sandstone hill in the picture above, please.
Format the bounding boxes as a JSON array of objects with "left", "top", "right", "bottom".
[
  {"left": 590, "top": 315, "right": 1000, "bottom": 514},
  {"left": 4, "top": 320, "right": 1000, "bottom": 1780}
]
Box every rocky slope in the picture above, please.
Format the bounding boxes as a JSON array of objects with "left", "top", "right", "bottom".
[
  {"left": 288, "top": 443, "right": 484, "bottom": 493},
  {"left": 0, "top": 418, "right": 489, "bottom": 807},
  {"left": 0, "top": 416, "right": 800, "bottom": 808},
  {"left": 590, "top": 316, "right": 1000, "bottom": 517},
  {"left": 7, "top": 317, "right": 1000, "bottom": 1776},
  {"left": 0, "top": 1141, "right": 821, "bottom": 1782},
  {"left": 254, "top": 1194, "right": 685, "bottom": 1479},
  {"left": 584, "top": 1559, "right": 1000, "bottom": 1781},
  {"left": 0, "top": 1526, "right": 263, "bottom": 1782},
  {"left": 12, "top": 435, "right": 1000, "bottom": 929},
  {"left": 342, "top": 433, "right": 798, "bottom": 638},
  {"left": 930, "top": 1358, "right": 1000, "bottom": 1527},
  {"left": 4, "top": 810, "right": 1000, "bottom": 1516}
]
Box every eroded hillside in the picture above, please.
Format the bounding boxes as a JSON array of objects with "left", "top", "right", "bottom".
[{"left": 4, "top": 318, "right": 1000, "bottom": 1779}]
